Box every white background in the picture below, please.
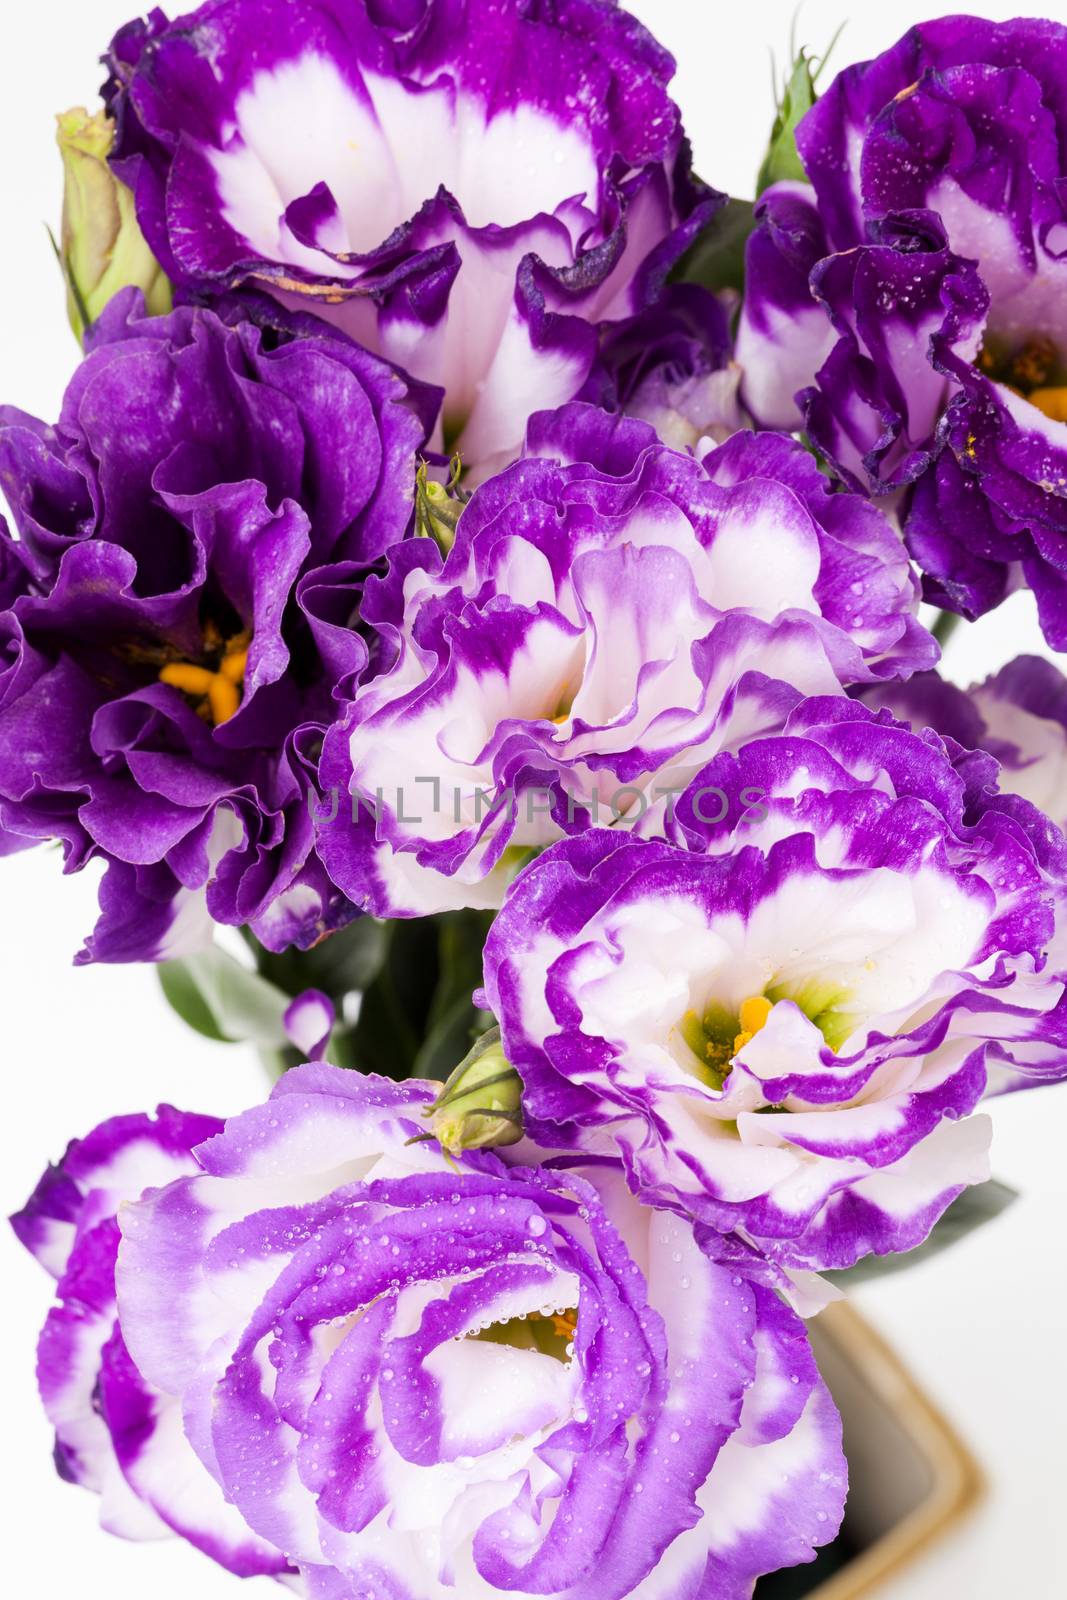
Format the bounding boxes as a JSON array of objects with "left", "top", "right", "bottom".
[{"left": 2, "top": 2, "right": 1066, "bottom": 1596}]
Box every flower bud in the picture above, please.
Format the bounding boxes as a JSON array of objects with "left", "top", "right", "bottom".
[
  {"left": 414, "top": 458, "right": 467, "bottom": 553},
  {"left": 427, "top": 1028, "right": 523, "bottom": 1153},
  {"left": 56, "top": 106, "right": 171, "bottom": 342}
]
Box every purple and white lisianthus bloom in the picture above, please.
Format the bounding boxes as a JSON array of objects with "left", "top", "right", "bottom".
[
  {"left": 738, "top": 16, "right": 1067, "bottom": 643},
  {"left": 483, "top": 696, "right": 1067, "bottom": 1271},
  {"left": 317, "top": 403, "right": 934, "bottom": 917},
  {"left": 114, "top": 1063, "right": 846, "bottom": 1599},
  {"left": 734, "top": 181, "right": 841, "bottom": 438},
  {"left": 738, "top": 196, "right": 987, "bottom": 494},
  {"left": 868, "top": 655, "right": 1067, "bottom": 831},
  {"left": 11, "top": 1105, "right": 289, "bottom": 1577},
  {"left": 104, "top": 0, "right": 718, "bottom": 481},
  {"left": 0, "top": 289, "right": 434, "bottom": 962},
  {"left": 583, "top": 283, "right": 747, "bottom": 452}
]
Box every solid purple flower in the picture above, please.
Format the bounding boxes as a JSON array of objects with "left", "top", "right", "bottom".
[
  {"left": 483, "top": 696, "right": 1067, "bottom": 1272},
  {"left": 104, "top": 0, "right": 720, "bottom": 480},
  {"left": 114, "top": 1063, "right": 846, "bottom": 1598},
  {"left": 11, "top": 1105, "right": 290, "bottom": 1576},
  {"left": 0, "top": 289, "right": 434, "bottom": 961},
  {"left": 316, "top": 402, "right": 934, "bottom": 918}
]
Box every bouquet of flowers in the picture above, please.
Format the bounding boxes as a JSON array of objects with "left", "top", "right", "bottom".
[{"left": 5, "top": 4, "right": 1067, "bottom": 1595}]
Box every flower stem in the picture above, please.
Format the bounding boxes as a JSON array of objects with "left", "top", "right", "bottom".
[{"left": 932, "top": 609, "right": 962, "bottom": 651}]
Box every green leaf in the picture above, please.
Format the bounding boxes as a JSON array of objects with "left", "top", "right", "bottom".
[
  {"left": 756, "top": 25, "right": 846, "bottom": 197},
  {"left": 158, "top": 958, "right": 232, "bottom": 1044},
  {"left": 212, "top": 909, "right": 497, "bottom": 1081},
  {"left": 340, "top": 919, "right": 439, "bottom": 1078},
  {"left": 427, "top": 911, "right": 494, "bottom": 1030},
  {"left": 241, "top": 917, "right": 390, "bottom": 1000},
  {"left": 413, "top": 989, "right": 495, "bottom": 1084},
  {"left": 158, "top": 947, "right": 292, "bottom": 1047},
  {"left": 339, "top": 910, "right": 496, "bottom": 1083},
  {"left": 671, "top": 196, "right": 756, "bottom": 297},
  {"left": 390, "top": 917, "right": 457, "bottom": 1040},
  {"left": 932, "top": 608, "right": 963, "bottom": 649},
  {"left": 826, "top": 1179, "right": 1019, "bottom": 1287},
  {"left": 343, "top": 966, "right": 421, "bottom": 1078},
  {"left": 310, "top": 918, "right": 391, "bottom": 993},
  {"left": 414, "top": 911, "right": 496, "bottom": 1082}
]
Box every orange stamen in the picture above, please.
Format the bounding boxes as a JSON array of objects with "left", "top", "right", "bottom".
[
  {"left": 1028, "top": 386, "right": 1067, "bottom": 425},
  {"left": 548, "top": 1309, "right": 578, "bottom": 1342}
]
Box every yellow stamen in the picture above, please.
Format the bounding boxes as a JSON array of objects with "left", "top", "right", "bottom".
[
  {"left": 548, "top": 1309, "right": 578, "bottom": 1342},
  {"left": 207, "top": 675, "right": 241, "bottom": 725},
  {"left": 158, "top": 630, "right": 250, "bottom": 726},
  {"left": 159, "top": 662, "right": 215, "bottom": 697},
  {"left": 733, "top": 994, "right": 773, "bottom": 1056},
  {"left": 1028, "top": 386, "right": 1067, "bottom": 424},
  {"left": 220, "top": 646, "right": 249, "bottom": 684}
]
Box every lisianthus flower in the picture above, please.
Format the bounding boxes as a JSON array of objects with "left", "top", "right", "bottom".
[
  {"left": 103, "top": 0, "right": 718, "bottom": 482},
  {"left": 733, "top": 181, "right": 841, "bottom": 436},
  {"left": 0, "top": 534, "right": 36, "bottom": 859},
  {"left": 114, "top": 1064, "right": 846, "bottom": 1598},
  {"left": 867, "top": 656, "right": 1067, "bottom": 831},
  {"left": 582, "top": 283, "right": 747, "bottom": 452},
  {"left": 10, "top": 1106, "right": 289, "bottom": 1576},
  {"left": 316, "top": 402, "right": 934, "bottom": 918},
  {"left": 483, "top": 696, "right": 1067, "bottom": 1271},
  {"left": 738, "top": 196, "right": 988, "bottom": 494},
  {"left": 737, "top": 17, "right": 1067, "bottom": 644},
  {"left": 0, "top": 289, "right": 434, "bottom": 962}
]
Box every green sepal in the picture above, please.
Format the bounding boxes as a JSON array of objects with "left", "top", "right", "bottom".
[
  {"left": 425, "top": 1027, "right": 523, "bottom": 1153},
  {"left": 756, "top": 26, "right": 846, "bottom": 196}
]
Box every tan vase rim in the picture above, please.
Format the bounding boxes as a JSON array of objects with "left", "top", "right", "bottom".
[{"left": 808, "top": 1300, "right": 985, "bottom": 1600}]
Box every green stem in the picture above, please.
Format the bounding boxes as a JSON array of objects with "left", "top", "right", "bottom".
[{"left": 932, "top": 609, "right": 962, "bottom": 650}]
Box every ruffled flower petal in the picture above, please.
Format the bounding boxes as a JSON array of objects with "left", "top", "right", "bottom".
[
  {"left": 11, "top": 1107, "right": 287, "bottom": 1576},
  {"left": 759, "top": 15, "right": 1067, "bottom": 642},
  {"left": 105, "top": 0, "right": 719, "bottom": 478},
  {"left": 0, "top": 291, "right": 432, "bottom": 961},
  {"left": 111, "top": 1063, "right": 844, "bottom": 1595},
  {"left": 484, "top": 696, "right": 1067, "bottom": 1270},
  {"left": 317, "top": 405, "right": 932, "bottom": 917}
]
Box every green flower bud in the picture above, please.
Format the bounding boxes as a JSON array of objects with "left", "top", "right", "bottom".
[
  {"left": 55, "top": 107, "right": 172, "bottom": 343},
  {"left": 414, "top": 457, "right": 467, "bottom": 553},
  {"left": 427, "top": 1027, "right": 523, "bottom": 1154}
]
